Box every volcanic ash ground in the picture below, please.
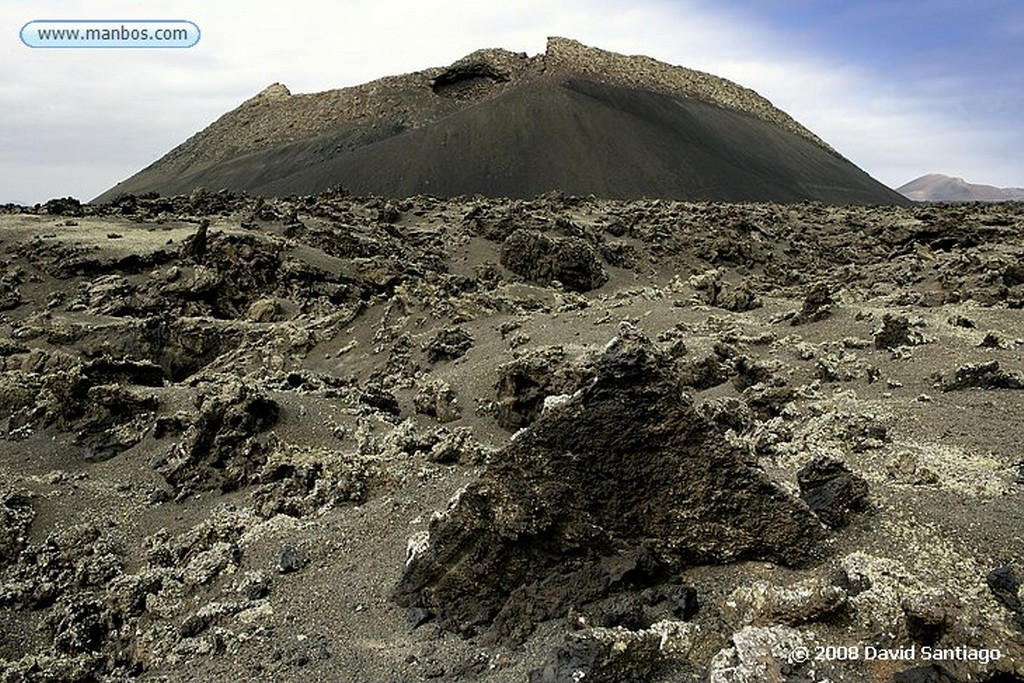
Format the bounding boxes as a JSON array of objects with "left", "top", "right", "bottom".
[{"left": 0, "top": 192, "right": 1022, "bottom": 682}]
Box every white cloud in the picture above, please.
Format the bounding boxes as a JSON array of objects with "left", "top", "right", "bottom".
[{"left": 1, "top": 0, "right": 1021, "bottom": 203}]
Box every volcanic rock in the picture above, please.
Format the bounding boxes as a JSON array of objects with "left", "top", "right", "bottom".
[
  {"left": 424, "top": 326, "right": 474, "bottom": 362},
  {"left": 251, "top": 444, "right": 375, "bottom": 518},
  {"left": 791, "top": 284, "right": 835, "bottom": 325},
  {"left": 796, "top": 456, "right": 870, "bottom": 528},
  {"left": 874, "top": 313, "right": 924, "bottom": 350},
  {"left": 986, "top": 566, "right": 1023, "bottom": 624},
  {"left": 0, "top": 354, "right": 161, "bottom": 462},
  {"left": 941, "top": 361, "right": 1024, "bottom": 391},
  {"left": 724, "top": 578, "right": 848, "bottom": 627},
  {"left": 500, "top": 229, "right": 608, "bottom": 292},
  {"left": 158, "top": 380, "right": 280, "bottom": 496},
  {"left": 902, "top": 589, "right": 961, "bottom": 645},
  {"left": 358, "top": 383, "right": 401, "bottom": 415},
  {"left": 274, "top": 545, "right": 301, "bottom": 574},
  {"left": 6, "top": 187, "right": 1024, "bottom": 682},
  {"left": 0, "top": 489, "right": 34, "bottom": 567},
  {"left": 414, "top": 379, "right": 461, "bottom": 423},
  {"left": 527, "top": 627, "right": 663, "bottom": 683},
  {"left": 393, "top": 326, "right": 824, "bottom": 640},
  {"left": 492, "top": 345, "right": 583, "bottom": 430},
  {"left": 709, "top": 625, "right": 811, "bottom": 683},
  {"left": 96, "top": 38, "right": 908, "bottom": 205}
]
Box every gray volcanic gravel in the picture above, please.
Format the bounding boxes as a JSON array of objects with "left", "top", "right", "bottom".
[{"left": 0, "top": 192, "right": 1022, "bottom": 682}]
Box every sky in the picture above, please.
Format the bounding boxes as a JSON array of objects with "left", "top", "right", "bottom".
[{"left": 2, "top": 0, "right": 1022, "bottom": 204}]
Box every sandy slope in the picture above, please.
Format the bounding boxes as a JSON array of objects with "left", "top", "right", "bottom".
[{"left": 94, "top": 39, "right": 907, "bottom": 206}]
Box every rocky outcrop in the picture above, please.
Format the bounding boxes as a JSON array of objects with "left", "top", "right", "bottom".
[
  {"left": 156, "top": 380, "right": 279, "bottom": 497},
  {"left": 3, "top": 193, "right": 1024, "bottom": 682},
  {"left": 941, "top": 360, "right": 1024, "bottom": 391},
  {"left": 393, "top": 326, "right": 824, "bottom": 640},
  {"left": 500, "top": 230, "right": 609, "bottom": 292},
  {"left": 0, "top": 489, "right": 34, "bottom": 567}
]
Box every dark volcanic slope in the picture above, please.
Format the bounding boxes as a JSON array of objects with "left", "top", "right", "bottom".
[{"left": 96, "top": 38, "right": 908, "bottom": 206}]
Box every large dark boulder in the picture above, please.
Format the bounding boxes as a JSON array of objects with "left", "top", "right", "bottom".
[
  {"left": 393, "top": 326, "right": 825, "bottom": 640},
  {"left": 500, "top": 229, "right": 608, "bottom": 292}
]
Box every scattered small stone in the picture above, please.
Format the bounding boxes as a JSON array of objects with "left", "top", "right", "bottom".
[
  {"left": 275, "top": 545, "right": 301, "bottom": 574},
  {"left": 979, "top": 331, "right": 1006, "bottom": 348},
  {"left": 508, "top": 332, "right": 531, "bottom": 348},
  {"left": 874, "top": 314, "right": 923, "bottom": 350},
  {"left": 148, "top": 489, "right": 171, "bottom": 505},
  {"left": 791, "top": 284, "right": 834, "bottom": 325},
  {"left": 887, "top": 452, "right": 939, "bottom": 486},
  {"left": 797, "top": 455, "right": 870, "bottom": 528}
]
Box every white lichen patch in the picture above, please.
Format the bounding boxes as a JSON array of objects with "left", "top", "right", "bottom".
[{"left": 895, "top": 441, "right": 1012, "bottom": 496}]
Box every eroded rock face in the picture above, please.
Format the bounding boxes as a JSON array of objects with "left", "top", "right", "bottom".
[
  {"left": 0, "top": 489, "right": 34, "bottom": 567},
  {"left": 528, "top": 626, "right": 663, "bottom": 683},
  {"left": 393, "top": 326, "right": 825, "bottom": 640},
  {"left": 0, "top": 354, "right": 160, "bottom": 462},
  {"left": 493, "top": 346, "right": 585, "bottom": 430},
  {"left": 500, "top": 229, "right": 608, "bottom": 292},
  {"left": 157, "top": 380, "right": 279, "bottom": 497},
  {"left": 941, "top": 360, "right": 1024, "bottom": 391}
]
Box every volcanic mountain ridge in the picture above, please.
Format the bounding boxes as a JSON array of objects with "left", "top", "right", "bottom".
[
  {"left": 898, "top": 173, "right": 1024, "bottom": 203},
  {"left": 96, "top": 37, "right": 908, "bottom": 205}
]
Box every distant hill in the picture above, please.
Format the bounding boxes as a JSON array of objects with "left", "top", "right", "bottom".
[
  {"left": 95, "top": 37, "right": 909, "bottom": 206},
  {"left": 898, "top": 174, "right": 1024, "bottom": 202}
]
